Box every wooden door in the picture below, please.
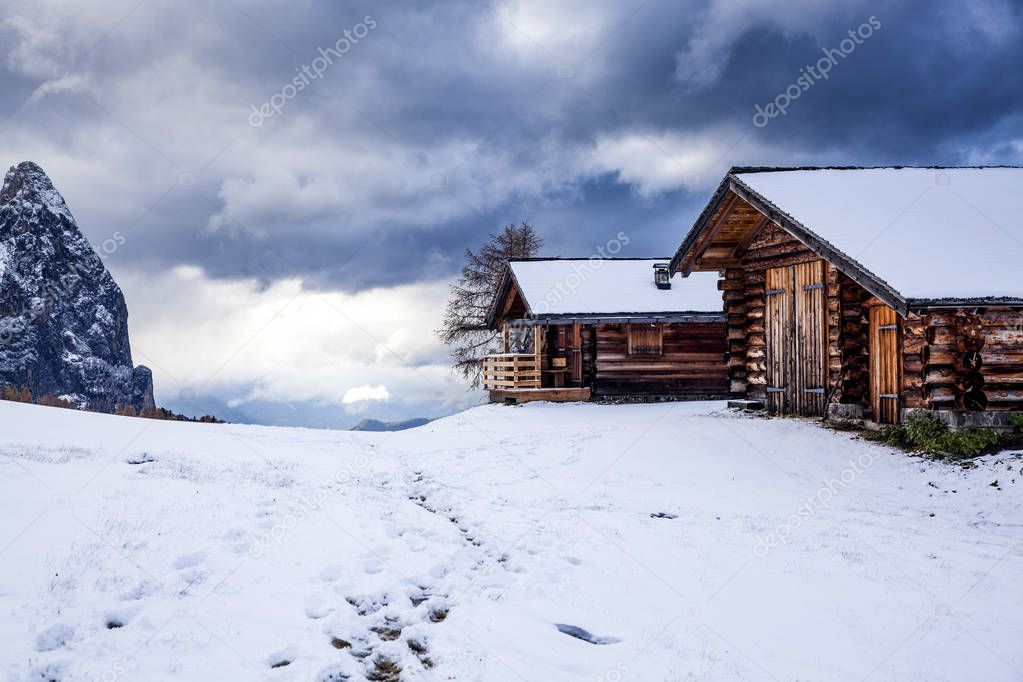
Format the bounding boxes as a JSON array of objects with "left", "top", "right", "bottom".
[
  {"left": 765, "top": 261, "right": 827, "bottom": 415},
  {"left": 793, "top": 261, "right": 828, "bottom": 416},
  {"left": 765, "top": 266, "right": 792, "bottom": 413},
  {"left": 870, "top": 306, "right": 901, "bottom": 424}
]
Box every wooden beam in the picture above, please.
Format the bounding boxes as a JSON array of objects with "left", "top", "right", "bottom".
[
  {"left": 732, "top": 213, "right": 771, "bottom": 259},
  {"left": 679, "top": 191, "right": 740, "bottom": 276},
  {"left": 571, "top": 323, "right": 582, "bottom": 383}
]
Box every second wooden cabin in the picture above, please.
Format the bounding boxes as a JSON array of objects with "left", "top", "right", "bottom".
[
  {"left": 671, "top": 165, "right": 1023, "bottom": 427},
  {"left": 484, "top": 258, "right": 728, "bottom": 403}
]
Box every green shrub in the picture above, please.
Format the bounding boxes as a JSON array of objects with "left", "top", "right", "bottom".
[
  {"left": 1009, "top": 413, "right": 1023, "bottom": 432},
  {"left": 937, "top": 428, "right": 1001, "bottom": 459},
  {"left": 870, "top": 415, "right": 1000, "bottom": 459},
  {"left": 905, "top": 415, "right": 946, "bottom": 445}
]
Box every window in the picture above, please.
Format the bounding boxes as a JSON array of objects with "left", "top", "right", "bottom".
[{"left": 628, "top": 323, "right": 662, "bottom": 355}]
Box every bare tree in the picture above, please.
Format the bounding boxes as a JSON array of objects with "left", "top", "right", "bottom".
[{"left": 438, "top": 222, "right": 543, "bottom": 386}]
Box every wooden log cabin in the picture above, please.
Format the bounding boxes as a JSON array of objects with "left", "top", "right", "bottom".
[
  {"left": 670, "top": 166, "right": 1023, "bottom": 426},
  {"left": 484, "top": 259, "right": 728, "bottom": 403}
]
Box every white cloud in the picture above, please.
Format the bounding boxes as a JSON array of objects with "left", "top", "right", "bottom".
[
  {"left": 341, "top": 384, "right": 391, "bottom": 414},
  {"left": 674, "top": 0, "right": 877, "bottom": 89},
  {"left": 494, "top": 0, "right": 620, "bottom": 65},
  {"left": 342, "top": 384, "right": 390, "bottom": 404},
  {"left": 579, "top": 126, "right": 802, "bottom": 197},
  {"left": 116, "top": 266, "right": 473, "bottom": 412}
]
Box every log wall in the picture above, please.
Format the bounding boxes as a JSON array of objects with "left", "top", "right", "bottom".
[
  {"left": 905, "top": 308, "right": 1023, "bottom": 411},
  {"left": 589, "top": 322, "right": 728, "bottom": 398},
  {"left": 703, "top": 216, "right": 1023, "bottom": 419},
  {"left": 720, "top": 224, "right": 852, "bottom": 406}
]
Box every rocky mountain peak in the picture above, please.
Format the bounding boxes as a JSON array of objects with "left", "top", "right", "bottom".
[
  {"left": 1, "top": 161, "right": 75, "bottom": 222},
  {"left": 0, "top": 161, "right": 155, "bottom": 413}
]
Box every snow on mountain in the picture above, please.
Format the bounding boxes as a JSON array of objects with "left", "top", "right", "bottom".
[
  {"left": 1, "top": 400, "right": 1020, "bottom": 680},
  {"left": 0, "top": 161, "right": 154, "bottom": 412}
]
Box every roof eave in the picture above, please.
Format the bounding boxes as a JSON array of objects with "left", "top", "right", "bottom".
[
  {"left": 907, "top": 297, "right": 1023, "bottom": 310},
  {"left": 485, "top": 264, "right": 534, "bottom": 329},
  {"left": 530, "top": 312, "right": 727, "bottom": 325}
]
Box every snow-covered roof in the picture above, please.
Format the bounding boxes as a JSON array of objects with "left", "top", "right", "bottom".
[
  {"left": 506, "top": 259, "right": 723, "bottom": 318},
  {"left": 731, "top": 167, "right": 1023, "bottom": 303}
]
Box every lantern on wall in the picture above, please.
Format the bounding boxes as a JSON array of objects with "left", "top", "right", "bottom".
[{"left": 653, "top": 262, "right": 671, "bottom": 290}]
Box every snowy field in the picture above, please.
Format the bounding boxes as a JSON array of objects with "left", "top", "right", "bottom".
[{"left": 1, "top": 400, "right": 1021, "bottom": 681}]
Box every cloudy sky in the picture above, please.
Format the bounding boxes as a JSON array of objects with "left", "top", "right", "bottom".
[{"left": 1, "top": 0, "right": 1020, "bottom": 427}]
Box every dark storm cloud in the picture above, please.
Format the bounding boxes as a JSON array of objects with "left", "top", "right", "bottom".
[{"left": 1, "top": 0, "right": 1022, "bottom": 292}]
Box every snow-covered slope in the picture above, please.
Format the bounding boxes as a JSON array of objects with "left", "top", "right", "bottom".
[
  {"left": 1, "top": 400, "right": 1021, "bottom": 680},
  {"left": 0, "top": 162, "right": 154, "bottom": 412}
]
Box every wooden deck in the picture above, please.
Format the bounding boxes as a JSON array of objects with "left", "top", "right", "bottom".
[{"left": 488, "top": 387, "right": 592, "bottom": 405}]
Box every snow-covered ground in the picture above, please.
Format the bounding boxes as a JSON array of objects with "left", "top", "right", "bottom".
[{"left": 1, "top": 400, "right": 1021, "bottom": 681}]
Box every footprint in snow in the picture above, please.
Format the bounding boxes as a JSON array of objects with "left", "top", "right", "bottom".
[
  {"left": 125, "top": 452, "right": 156, "bottom": 465},
  {"left": 104, "top": 606, "right": 138, "bottom": 630},
  {"left": 267, "top": 645, "right": 298, "bottom": 669},
  {"left": 222, "top": 526, "right": 251, "bottom": 554},
  {"left": 35, "top": 623, "right": 74, "bottom": 652},
  {"left": 120, "top": 579, "right": 160, "bottom": 601},
  {"left": 173, "top": 552, "right": 206, "bottom": 570},
  {"left": 555, "top": 623, "right": 621, "bottom": 645},
  {"left": 304, "top": 596, "right": 334, "bottom": 620}
]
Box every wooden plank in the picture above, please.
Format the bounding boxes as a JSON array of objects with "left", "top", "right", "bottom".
[
  {"left": 489, "top": 387, "right": 592, "bottom": 404},
  {"left": 765, "top": 265, "right": 791, "bottom": 414},
  {"left": 679, "top": 192, "right": 740, "bottom": 276},
  {"left": 793, "top": 260, "right": 827, "bottom": 416},
  {"left": 869, "top": 306, "right": 900, "bottom": 423},
  {"left": 732, "top": 214, "right": 771, "bottom": 259}
]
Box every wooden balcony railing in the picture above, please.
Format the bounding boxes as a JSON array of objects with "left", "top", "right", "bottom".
[{"left": 482, "top": 353, "right": 540, "bottom": 390}]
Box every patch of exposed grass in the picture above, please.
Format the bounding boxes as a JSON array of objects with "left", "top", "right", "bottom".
[
  {"left": 407, "top": 639, "right": 433, "bottom": 668},
  {"left": 366, "top": 656, "right": 401, "bottom": 682},
  {"left": 371, "top": 625, "right": 402, "bottom": 641},
  {"left": 867, "top": 415, "right": 1001, "bottom": 459}
]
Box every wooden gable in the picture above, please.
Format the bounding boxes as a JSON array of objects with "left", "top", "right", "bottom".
[
  {"left": 676, "top": 193, "right": 771, "bottom": 275},
  {"left": 671, "top": 175, "right": 908, "bottom": 315}
]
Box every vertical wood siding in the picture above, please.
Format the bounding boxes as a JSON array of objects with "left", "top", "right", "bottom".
[
  {"left": 763, "top": 260, "right": 827, "bottom": 415},
  {"left": 870, "top": 305, "right": 900, "bottom": 424},
  {"left": 718, "top": 221, "right": 872, "bottom": 415}
]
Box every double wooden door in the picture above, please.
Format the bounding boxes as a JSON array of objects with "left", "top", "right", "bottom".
[
  {"left": 765, "top": 260, "right": 828, "bottom": 416},
  {"left": 869, "top": 306, "right": 901, "bottom": 424}
]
